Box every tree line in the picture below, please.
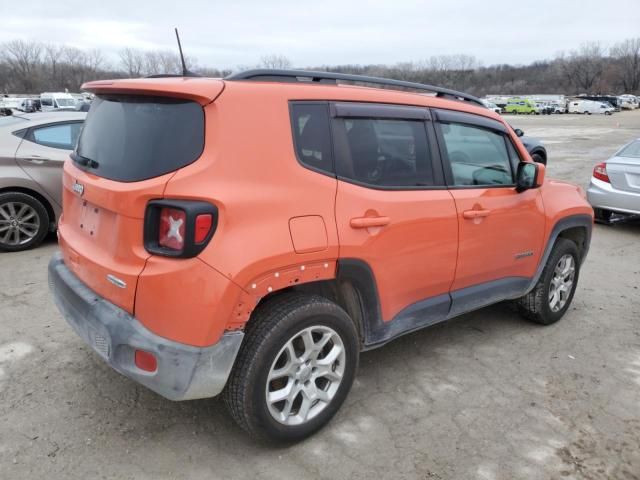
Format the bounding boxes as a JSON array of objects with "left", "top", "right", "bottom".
[{"left": 1, "top": 38, "right": 639, "bottom": 96}]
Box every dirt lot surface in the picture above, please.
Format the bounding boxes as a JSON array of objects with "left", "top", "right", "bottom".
[{"left": 1, "top": 110, "right": 639, "bottom": 480}]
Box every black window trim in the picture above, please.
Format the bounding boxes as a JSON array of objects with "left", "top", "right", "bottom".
[
  {"left": 432, "top": 108, "right": 517, "bottom": 189},
  {"left": 22, "top": 120, "right": 84, "bottom": 150},
  {"left": 288, "top": 100, "right": 337, "bottom": 179},
  {"left": 331, "top": 102, "right": 431, "bottom": 121},
  {"left": 330, "top": 103, "right": 446, "bottom": 191}
]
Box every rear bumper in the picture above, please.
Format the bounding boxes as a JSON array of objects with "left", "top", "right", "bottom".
[
  {"left": 48, "top": 252, "right": 243, "bottom": 401},
  {"left": 587, "top": 177, "right": 640, "bottom": 215}
]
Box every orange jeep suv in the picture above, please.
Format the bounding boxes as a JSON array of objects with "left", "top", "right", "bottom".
[{"left": 49, "top": 70, "right": 593, "bottom": 441}]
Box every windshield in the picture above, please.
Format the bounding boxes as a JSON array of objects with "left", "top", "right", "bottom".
[
  {"left": 75, "top": 94, "right": 205, "bottom": 182},
  {"left": 56, "top": 98, "right": 76, "bottom": 107},
  {"left": 618, "top": 141, "right": 640, "bottom": 158}
]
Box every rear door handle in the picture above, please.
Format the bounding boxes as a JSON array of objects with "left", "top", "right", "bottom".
[
  {"left": 350, "top": 216, "right": 390, "bottom": 228},
  {"left": 463, "top": 209, "right": 491, "bottom": 219}
]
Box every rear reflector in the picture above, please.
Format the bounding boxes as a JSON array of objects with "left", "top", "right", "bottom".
[
  {"left": 195, "top": 214, "right": 213, "bottom": 243},
  {"left": 134, "top": 349, "right": 157, "bottom": 372},
  {"left": 159, "top": 207, "right": 186, "bottom": 250}
]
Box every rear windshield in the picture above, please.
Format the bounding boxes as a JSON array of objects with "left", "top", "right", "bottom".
[
  {"left": 75, "top": 94, "right": 204, "bottom": 182},
  {"left": 618, "top": 140, "right": 640, "bottom": 158}
]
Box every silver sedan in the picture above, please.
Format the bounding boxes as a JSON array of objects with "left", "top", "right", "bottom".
[
  {"left": 587, "top": 138, "right": 640, "bottom": 223},
  {"left": 0, "top": 111, "right": 86, "bottom": 251}
]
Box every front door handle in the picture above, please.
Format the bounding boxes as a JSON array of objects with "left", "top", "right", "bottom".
[
  {"left": 463, "top": 209, "right": 491, "bottom": 219},
  {"left": 350, "top": 216, "right": 390, "bottom": 228},
  {"left": 19, "top": 155, "right": 50, "bottom": 164}
]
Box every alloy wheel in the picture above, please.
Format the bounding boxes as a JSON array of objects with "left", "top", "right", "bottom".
[
  {"left": 0, "top": 201, "right": 40, "bottom": 247},
  {"left": 266, "top": 325, "right": 346, "bottom": 426},
  {"left": 548, "top": 254, "right": 575, "bottom": 312}
]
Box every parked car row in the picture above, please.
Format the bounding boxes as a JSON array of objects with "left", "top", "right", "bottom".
[
  {"left": 485, "top": 94, "right": 639, "bottom": 115},
  {"left": 0, "top": 92, "right": 92, "bottom": 115}
]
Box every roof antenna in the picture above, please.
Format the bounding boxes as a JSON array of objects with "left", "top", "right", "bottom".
[{"left": 174, "top": 28, "right": 199, "bottom": 77}]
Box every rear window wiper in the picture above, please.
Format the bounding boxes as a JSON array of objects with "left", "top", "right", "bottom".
[{"left": 71, "top": 151, "right": 99, "bottom": 169}]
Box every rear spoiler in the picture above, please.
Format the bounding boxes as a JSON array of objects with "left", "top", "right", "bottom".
[{"left": 81, "top": 78, "right": 224, "bottom": 106}]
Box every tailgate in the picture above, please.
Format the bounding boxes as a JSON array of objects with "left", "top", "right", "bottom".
[
  {"left": 58, "top": 162, "right": 173, "bottom": 313},
  {"left": 57, "top": 81, "right": 221, "bottom": 314}
]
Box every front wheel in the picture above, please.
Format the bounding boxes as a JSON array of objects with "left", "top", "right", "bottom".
[
  {"left": 224, "top": 293, "right": 359, "bottom": 442},
  {"left": 516, "top": 238, "right": 580, "bottom": 325}
]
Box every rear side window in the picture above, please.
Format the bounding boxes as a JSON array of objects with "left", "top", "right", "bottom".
[
  {"left": 75, "top": 95, "right": 204, "bottom": 182},
  {"left": 29, "top": 122, "right": 82, "bottom": 150},
  {"left": 336, "top": 117, "right": 434, "bottom": 187},
  {"left": 290, "top": 103, "right": 334, "bottom": 175},
  {"left": 438, "top": 123, "right": 514, "bottom": 186}
]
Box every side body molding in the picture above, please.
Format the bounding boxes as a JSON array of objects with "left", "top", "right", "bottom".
[{"left": 337, "top": 214, "right": 593, "bottom": 350}]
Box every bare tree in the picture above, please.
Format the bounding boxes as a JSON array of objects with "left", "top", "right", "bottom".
[
  {"left": 260, "top": 54, "right": 292, "bottom": 69},
  {"left": 44, "top": 43, "right": 64, "bottom": 89},
  {"left": 611, "top": 38, "right": 640, "bottom": 93},
  {"left": 561, "top": 42, "right": 605, "bottom": 93},
  {"left": 119, "top": 48, "right": 145, "bottom": 77},
  {"left": 1, "top": 40, "right": 43, "bottom": 91}
]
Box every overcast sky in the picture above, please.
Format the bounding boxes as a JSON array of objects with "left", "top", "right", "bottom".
[{"left": 3, "top": 0, "right": 640, "bottom": 69}]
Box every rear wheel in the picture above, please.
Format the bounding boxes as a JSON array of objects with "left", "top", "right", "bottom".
[
  {"left": 224, "top": 293, "right": 359, "bottom": 442},
  {"left": 516, "top": 238, "right": 580, "bottom": 325},
  {"left": 0, "top": 192, "right": 49, "bottom": 252}
]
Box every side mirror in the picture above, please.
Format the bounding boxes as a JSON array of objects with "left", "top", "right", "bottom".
[
  {"left": 516, "top": 162, "right": 545, "bottom": 192},
  {"left": 514, "top": 128, "right": 524, "bottom": 137}
]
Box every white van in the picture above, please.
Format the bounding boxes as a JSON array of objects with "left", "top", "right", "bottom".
[
  {"left": 40, "top": 92, "right": 77, "bottom": 112},
  {"left": 568, "top": 100, "right": 614, "bottom": 115}
]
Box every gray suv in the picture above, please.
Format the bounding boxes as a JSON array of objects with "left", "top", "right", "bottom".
[{"left": 0, "top": 112, "right": 86, "bottom": 251}]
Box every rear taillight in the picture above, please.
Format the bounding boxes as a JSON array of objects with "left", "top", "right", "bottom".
[
  {"left": 159, "top": 208, "right": 186, "bottom": 250},
  {"left": 593, "top": 163, "right": 610, "bottom": 183},
  {"left": 144, "top": 200, "right": 218, "bottom": 258}
]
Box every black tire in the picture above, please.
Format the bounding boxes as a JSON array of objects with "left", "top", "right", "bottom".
[
  {"left": 531, "top": 153, "right": 546, "bottom": 165},
  {"left": 516, "top": 238, "right": 580, "bottom": 325},
  {"left": 0, "top": 192, "right": 49, "bottom": 252},
  {"left": 594, "top": 207, "right": 613, "bottom": 224},
  {"left": 224, "top": 292, "right": 359, "bottom": 442}
]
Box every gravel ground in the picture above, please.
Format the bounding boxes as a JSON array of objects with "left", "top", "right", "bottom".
[{"left": 1, "top": 110, "right": 639, "bottom": 480}]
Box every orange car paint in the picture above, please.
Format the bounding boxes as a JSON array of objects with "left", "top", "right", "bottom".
[{"left": 57, "top": 77, "right": 591, "bottom": 349}]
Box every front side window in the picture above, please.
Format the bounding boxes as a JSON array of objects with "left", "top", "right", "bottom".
[
  {"left": 290, "top": 103, "right": 334, "bottom": 175},
  {"left": 41, "top": 97, "right": 53, "bottom": 107},
  {"left": 438, "top": 123, "right": 514, "bottom": 187},
  {"left": 335, "top": 117, "right": 433, "bottom": 188},
  {"left": 30, "top": 122, "right": 82, "bottom": 150}
]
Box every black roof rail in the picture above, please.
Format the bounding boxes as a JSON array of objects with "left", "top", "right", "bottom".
[{"left": 225, "top": 69, "right": 484, "bottom": 107}]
